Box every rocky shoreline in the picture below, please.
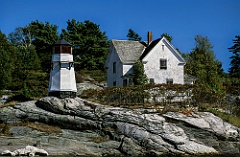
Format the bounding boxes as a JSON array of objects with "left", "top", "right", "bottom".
[{"left": 0, "top": 97, "right": 240, "bottom": 156}]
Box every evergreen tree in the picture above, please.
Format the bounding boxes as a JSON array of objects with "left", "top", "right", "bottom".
[
  {"left": 228, "top": 35, "right": 240, "bottom": 78},
  {"left": 133, "top": 60, "right": 148, "bottom": 85},
  {"left": 27, "top": 21, "right": 59, "bottom": 72},
  {"left": 0, "top": 31, "right": 16, "bottom": 90},
  {"left": 184, "top": 35, "right": 225, "bottom": 102},
  {"left": 161, "top": 33, "right": 173, "bottom": 43},
  {"left": 127, "top": 29, "right": 142, "bottom": 41},
  {"left": 62, "top": 19, "right": 109, "bottom": 70}
]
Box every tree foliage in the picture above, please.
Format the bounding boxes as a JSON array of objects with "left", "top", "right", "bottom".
[
  {"left": 127, "top": 29, "right": 142, "bottom": 41},
  {"left": 8, "top": 27, "right": 41, "bottom": 97},
  {"left": 161, "top": 33, "right": 173, "bottom": 43},
  {"left": 184, "top": 35, "right": 225, "bottom": 102},
  {"left": 0, "top": 31, "right": 16, "bottom": 89},
  {"left": 228, "top": 35, "right": 240, "bottom": 78},
  {"left": 27, "top": 21, "right": 59, "bottom": 71},
  {"left": 62, "top": 19, "right": 109, "bottom": 70},
  {"left": 9, "top": 21, "right": 59, "bottom": 72},
  {"left": 133, "top": 60, "right": 148, "bottom": 85}
]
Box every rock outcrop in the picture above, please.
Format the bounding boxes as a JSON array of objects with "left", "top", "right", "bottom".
[
  {"left": 1, "top": 145, "right": 48, "bottom": 156},
  {"left": 0, "top": 97, "right": 240, "bottom": 156}
]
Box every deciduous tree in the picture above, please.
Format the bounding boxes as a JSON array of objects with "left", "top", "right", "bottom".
[
  {"left": 8, "top": 27, "right": 40, "bottom": 94},
  {"left": 9, "top": 21, "right": 58, "bottom": 72}
]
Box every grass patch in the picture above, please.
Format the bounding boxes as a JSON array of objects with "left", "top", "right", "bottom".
[
  {"left": 25, "top": 122, "right": 62, "bottom": 134},
  {"left": 0, "top": 121, "right": 62, "bottom": 136},
  {"left": 19, "top": 121, "right": 62, "bottom": 134}
]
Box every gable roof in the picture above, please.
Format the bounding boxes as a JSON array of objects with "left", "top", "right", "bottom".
[
  {"left": 110, "top": 37, "right": 185, "bottom": 64},
  {"left": 140, "top": 37, "right": 185, "bottom": 63},
  {"left": 140, "top": 38, "right": 161, "bottom": 60},
  {"left": 112, "top": 40, "right": 145, "bottom": 64}
]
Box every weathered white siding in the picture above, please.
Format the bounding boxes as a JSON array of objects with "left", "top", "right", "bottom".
[
  {"left": 105, "top": 38, "right": 185, "bottom": 87},
  {"left": 106, "top": 45, "right": 123, "bottom": 87},
  {"left": 142, "top": 39, "right": 184, "bottom": 84}
]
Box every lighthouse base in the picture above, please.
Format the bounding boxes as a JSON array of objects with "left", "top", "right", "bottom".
[{"left": 48, "top": 91, "right": 77, "bottom": 99}]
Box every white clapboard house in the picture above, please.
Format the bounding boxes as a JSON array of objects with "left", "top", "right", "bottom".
[{"left": 105, "top": 32, "right": 186, "bottom": 87}]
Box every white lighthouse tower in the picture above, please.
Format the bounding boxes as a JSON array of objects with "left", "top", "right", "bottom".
[{"left": 48, "top": 37, "right": 77, "bottom": 98}]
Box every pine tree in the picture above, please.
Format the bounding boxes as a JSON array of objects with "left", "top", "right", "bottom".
[
  {"left": 228, "top": 35, "right": 240, "bottom": 78},
  {"left": 127, "top": 29, "right": 142, "bottom": 41},
  {"left": 27, "top": 21, "right": 59, "bottom": 72},
  {"left": 62, "top": 19, "right": 109, "bottom": 70},
  {"left": 161, "top": 33, "right": 173, "bottom": 43},
  {"left": 184, "top": 35, "right": 225, "bottom": 103},
  {"left": 0, "top": 31, "right": 16, "bottom": 89}
]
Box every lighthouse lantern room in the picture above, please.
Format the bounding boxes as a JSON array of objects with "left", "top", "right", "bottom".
[{"left": 48, "top": 37, "right": 77, "bottom": 98}]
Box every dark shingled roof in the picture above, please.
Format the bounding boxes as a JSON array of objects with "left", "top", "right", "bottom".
[
  {"left": 112, "top": 40, "right": 146, "bottom": 64},
  {"left": 54, "top": 38, "right": 72, "bottom": 46},
  {"left": 140, "top": 38, "right": 161, "bottom": 60}
]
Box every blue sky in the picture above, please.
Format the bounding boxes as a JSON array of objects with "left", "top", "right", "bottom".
[{"left": 1, "top": 0, "right": 240, "bottom": 72}]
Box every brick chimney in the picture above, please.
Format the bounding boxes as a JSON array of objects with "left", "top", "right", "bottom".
[{"left": 148, "top": 31, "right": 152, "bottom": 45}]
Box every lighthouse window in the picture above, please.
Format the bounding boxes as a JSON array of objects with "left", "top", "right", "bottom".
[
  {"left": 68, "top": 47, "right": 71, "bottom": 54},
  {"left": 55, "top": 46, "right": 60, "bottom": 53},
  {"left": 62, "top": 46, "right": 68, "bottom": 53}
]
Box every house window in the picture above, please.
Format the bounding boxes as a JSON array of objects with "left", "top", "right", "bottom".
[
  {"left": 113, "top": 62, "right": 116, "bottom": 73},
  {"left": 123, "top": 79, "right": 127, "bottom": 86},
  {"left": 150, "top": 78, "right": 155, "bottom": 84},
  {"left": 166, "top": 78, "right": 173, "bottom": 84},
  {"left": 113, "top": 81, "right": 116, "bottom": 86},
  {"left": 160, "top": 58, "right": 167, "bottom": 69},
  {"left": 162, "top": 45, "right": 165, "bottom": 51},
  {"left": 129, "top": 78, "right": 133, "bottom": 85}
]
